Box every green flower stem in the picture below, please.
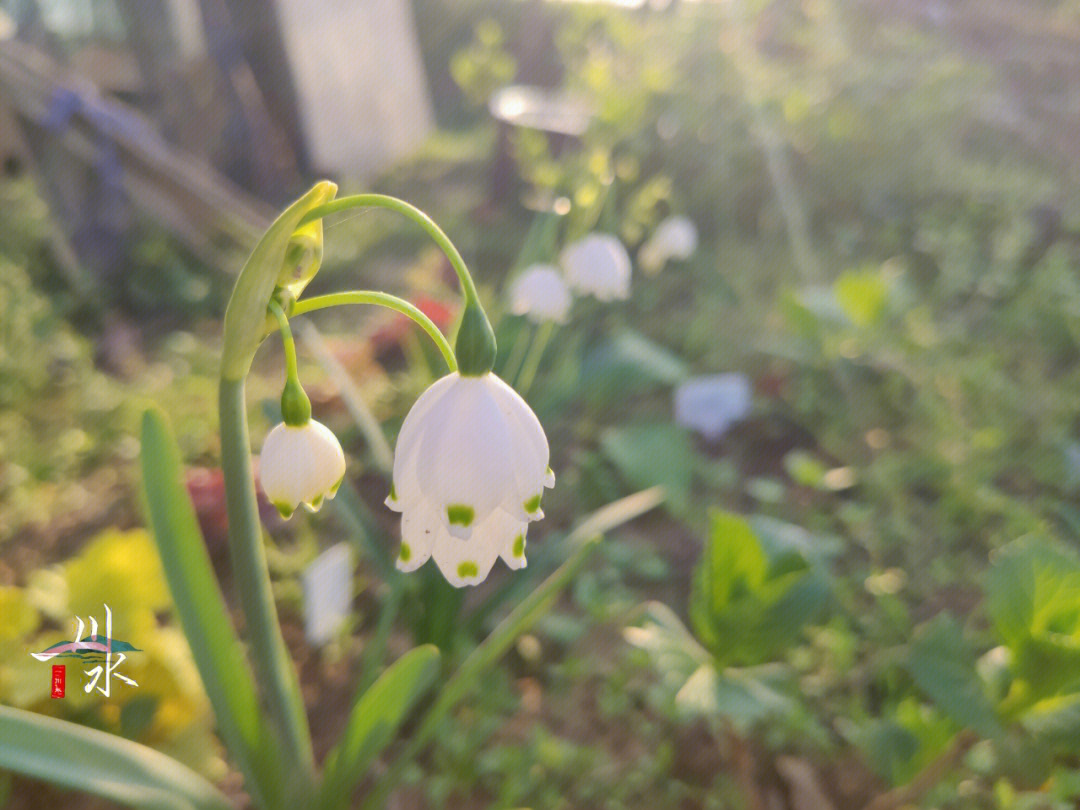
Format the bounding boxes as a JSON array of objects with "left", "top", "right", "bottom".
[
  {"left": 268, "top": 300, "right": 301, "bottom": 384},
  {"left": 298, "top": 194, "right": 481, "bottom": 306},
  {"left": 297, "top": 194, "right": 496, "bottom": 375},
  {"left": 514, "top": 319, "right": 555, "bottom": 397},
  {"left": 219, "top": 376, "right": 315, "bottom": 789},
  {"left": 292, "top": 291, "right": 457, "bottom": 372},
  {"left": 268, "top": 300, "right": 311, "bottom": 426}
]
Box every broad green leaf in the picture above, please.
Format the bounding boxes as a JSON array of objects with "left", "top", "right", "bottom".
[
  {"left": 690, "top": 511, "right": 830, "bottom": 666},
  {"left": 581, "top": 330, "right": 689, "bottom": 400},
  {"left": 0, "top": 705, "right": 231, "bottom": 810},
  {"left": 987, "top": 537, "right": 1080, "bottom": 708},
  {"left": 318, "top": 645, "right": 441, "bottom": 810},
  {"left": 905, "top": 613, "right": 1003, "bottom": 738},
  {"left": 140, "top": 408, "right": 288, "bottom": 810},
  {"left": 676, "top": 664, "right": 794, "bottom": 733},
  {"left": 221, "top": 181, "right": 336, "bottom": 380},
  {"left": 987, "top": 536, "right": 1080, "bottom": 647},
  {"left": 1021, "top": 694, "right": 1080, "bottom": 750},
  {"left": 844, "top": 698, "right": 955, "bottom": 787},
  {"left": 600, "top": 422, "right": 693, "bottom": 510},
  {"left": 693, "top": 510, "right": 768, "bottom": 613}
]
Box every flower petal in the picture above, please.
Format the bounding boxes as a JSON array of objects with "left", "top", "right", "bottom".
[
  {"left": 258, "top": 420, "right": 345, "bottom": 516},
  {"left": 431, "top": 531, "right": 499, "bottom": 587},
  {"left": 396, "top": 502, "right": 440, "bottom": 572},
  {"left": 416, "top": 376, "right": 515, "bottom": 521},
  {"left": 391, "top": 373, "right": 461, "bottom": 506}
]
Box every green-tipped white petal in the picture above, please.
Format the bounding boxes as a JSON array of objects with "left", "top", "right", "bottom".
[
  {"left": 258, "top": 420, "right": 345, "bottom": 519},
  {"left": 387, "top": 371, "right": 552, "bottom": 586}
]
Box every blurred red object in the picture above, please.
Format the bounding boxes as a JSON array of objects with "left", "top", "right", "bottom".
[
  {"left": 370, "top": 296, "right": 457, "bottom": 356},
  {"left": 186, "top": 465, "right": 281, "bottom": 554},
  {"left": 186, "top": 467, "right": 229, "bottom": 553}
]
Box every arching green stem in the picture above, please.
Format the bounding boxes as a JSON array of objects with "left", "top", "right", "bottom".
[
  {"left": 299, "top": 195, "right": 481, "bottom": 305},
  {"left": 298, "top": 195, "right": 496, "bottom": 375},
  {"left": 268, "top": 300, "right": 301, "bottom": 382},
  {"left": 292, "top": 291, "right": 457, "bottom": 373},
  {"left": 268, "top": 300, "right": 311, "bottom": 426}
]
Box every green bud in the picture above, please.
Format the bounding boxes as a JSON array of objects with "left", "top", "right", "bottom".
[
  {"left": 277, "top": 219, "right": 324, "bottom": 301},
  {"left": 280, "top": 377, "right": 312, "bottom": 426},
  {"left": 455, "top": 298, "right": 497, "bottom": 376},
  {"left": 221, "top": 181, "right": 336, "bottom": 381}
]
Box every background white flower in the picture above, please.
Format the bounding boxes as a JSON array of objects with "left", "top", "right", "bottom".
[
  {"left": 508, "top": 264, "right": 573, "bottom": 323},
  {"left": 639, "top": 215, "right": 698, "bottom": 273},
  {"left": 560, "top": 233, "right": 631, "bottom": 301},
  {"left": 259, "top": 419, "right": 346, "bottom": 518},
  {"left": 386, "top": 371, "right": 554, "bottom": 586},
  {"left": 673, "top": 373, "right": 752, "bottom": 441}
]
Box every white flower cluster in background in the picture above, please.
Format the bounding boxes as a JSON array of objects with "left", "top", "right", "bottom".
[
  {"left": 386, "top": 371, "right": 555, "bottom": 586},
  {"left": 507, "top": 216, "right": 696, "bottom": 318}
]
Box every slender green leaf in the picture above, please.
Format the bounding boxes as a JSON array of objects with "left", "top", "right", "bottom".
[
  {"left": 363, "top": 488, "right": 664, "bottom": 810},
  {"left": 318, "top": 645, "right": 441, "bottom": 810},
  {"left": 0, "top": 706, "right": 231, "bottom": 810},
  {"left": 140, "top": 408, "right": 288, "bottom": 810}
]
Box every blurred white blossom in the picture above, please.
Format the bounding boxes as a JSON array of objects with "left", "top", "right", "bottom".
[
  {"left": 508, "top": 264, "right": 573, "bottom": 323},
  {"left": 639, "top": 215, "right": 698, "bottom": 273},
  {"left": 560, "top": 233, "right": 632, "bottom": 301}
]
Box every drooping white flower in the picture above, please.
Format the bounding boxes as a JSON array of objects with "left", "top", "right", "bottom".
[
  {"left": 639, "top": 215, "right": 698, "bottom": 273},
  {"left": 673, "top": 373, "right": 752, "bottom": 441},
  {"left": 259, "top": 419, "right": 346, "bottom": 518},
  {"left": 559, "top": 233, "right": 631, "bottom": 301},
  {"left": 508, "top": 264, "right": 573, "bottom": 323},
  {"left": 386, "top": 371, "right": 554, "bottom": 586}
]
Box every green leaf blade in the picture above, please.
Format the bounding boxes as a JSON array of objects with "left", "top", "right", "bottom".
[
  {"left": 0, "top": 705, "right": 232, "bottom": 810},
  {"left": 318, "top": 645, "right": 441, "bottom": 810},
  {"left": 140, "top": 407, "right": 288, "bottom": 809},
  {"left": 905, "top": 613, "right": 1003, "bottom": 738}
]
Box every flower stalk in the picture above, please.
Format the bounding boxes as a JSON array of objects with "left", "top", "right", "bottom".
[{"left": 297, "top": 194, "right": 496, "bottom": 375}]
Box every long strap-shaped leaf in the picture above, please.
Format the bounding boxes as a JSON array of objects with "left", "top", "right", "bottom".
[
  {"left": 362, "top": 487, "right": 665, "bottom": 810},
  {"left": 0, "top": 705, "right": 232, "bottom": 810},
  {"left": 317, "top": 645, "right": 441, "bottom": 810},
  {"left": 141, "top": 408, "right": 289, "bottom": 809}
]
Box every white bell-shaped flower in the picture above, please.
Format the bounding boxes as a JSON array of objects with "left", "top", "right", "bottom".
[
  {"left": 508, "top": 264, "right": 573, "bottom": 323},
  {"left": 559, "top": 233, "right": 631, "bottom": 301},
  {"left": 259, "top": 420, "right": 346, "bottom": 519},
  {"left": 639, "top": 215, "right": 698, "bottom": 273},
  {"left": 386, "top": 371, "right": 554, "bottom": 586}
]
